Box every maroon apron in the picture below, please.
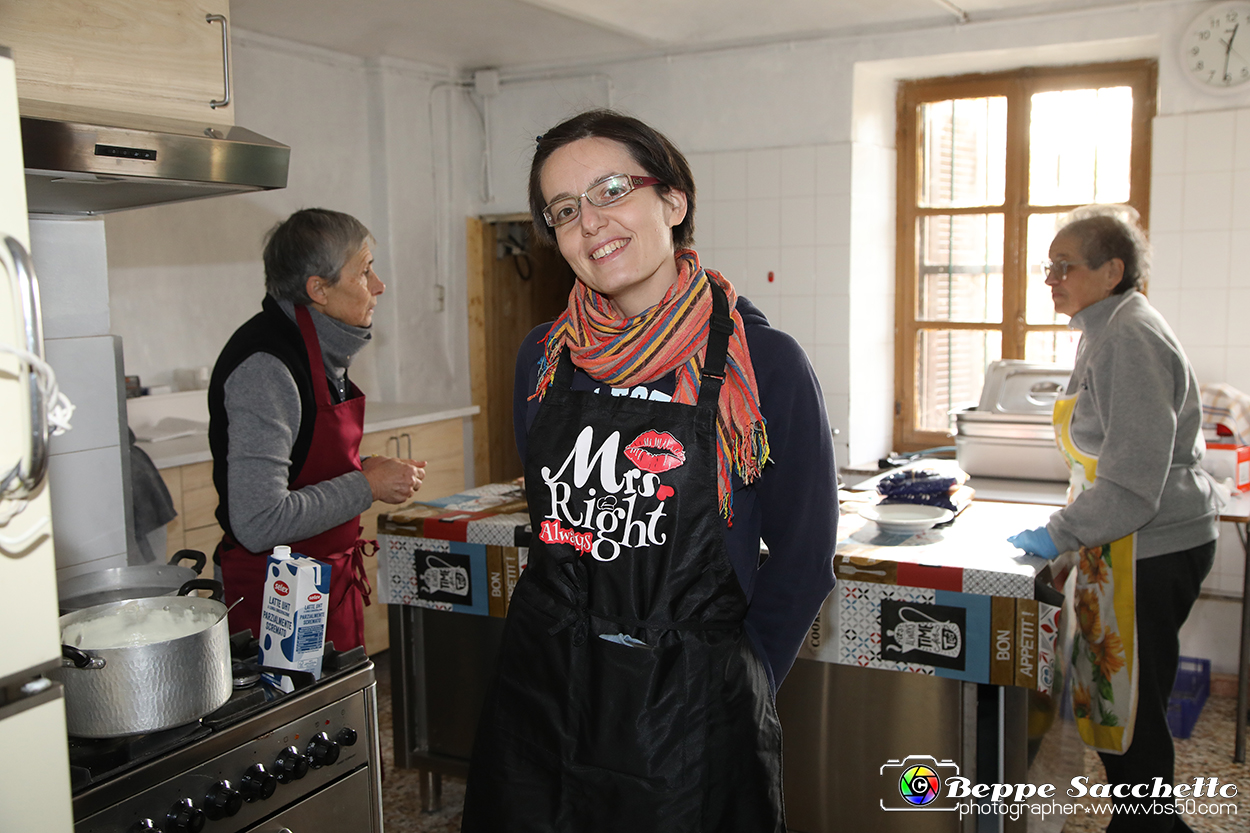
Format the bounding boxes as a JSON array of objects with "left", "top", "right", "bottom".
[{"left": 218, "top": 304, "right": 373, "bottom": 651}]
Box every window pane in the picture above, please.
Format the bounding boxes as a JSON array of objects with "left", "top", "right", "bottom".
[
  {"left": 918, "top": 214, "right": 1004, "bottom": 323},
  {"left": 1025, "top": 330, "right": 1080, "bottom": 368},
  {"left": 1025, "top": 212, "right": 1069, "bottom": 325},
  {"left": 920, "top": 97, "right": 1007, "bottom": 208},
  {"left": 1029, "top": 87, "right": 1133, "bottom": 206},
  {"left": 915, "top": 329, "right": 1002, "bottom": 434}
]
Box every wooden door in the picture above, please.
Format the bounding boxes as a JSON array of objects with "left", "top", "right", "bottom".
[{"left": 467, "top": 216, "right": 575, "bottom": 485}]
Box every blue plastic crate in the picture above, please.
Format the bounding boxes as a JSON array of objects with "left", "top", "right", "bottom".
[{"left": 1167, "top": 656, "right": 1210, "bottom": 739}]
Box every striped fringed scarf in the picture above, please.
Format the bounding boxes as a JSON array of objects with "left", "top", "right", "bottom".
[{"left": 532, "top": 249, "right": 769, "bottom": 524}]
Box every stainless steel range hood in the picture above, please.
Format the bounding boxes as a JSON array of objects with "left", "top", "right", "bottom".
[{"left": 20, "top": 104, "right": 289, "bottom": 215}]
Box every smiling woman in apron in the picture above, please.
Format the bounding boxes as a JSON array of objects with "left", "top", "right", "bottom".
[
  {"left": 1008, "top": 206, "right": 1218, "bottom": 833},
  {"left": 208, "top": 208, "right": 427, "bottom": 652},
  {"left": 460, "top": 111, "right": 839, "bottom": 832}
]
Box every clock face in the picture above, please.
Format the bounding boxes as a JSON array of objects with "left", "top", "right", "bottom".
[{"left": 1183, "top": 2, "right": 1250, "bottom": 91}]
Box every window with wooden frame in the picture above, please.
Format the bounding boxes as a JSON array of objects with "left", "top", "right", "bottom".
[{"left": 894, "top": 60, "right": 1156, "bottom": 451}]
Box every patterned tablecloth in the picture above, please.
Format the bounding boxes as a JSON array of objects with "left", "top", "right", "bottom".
[
  {"left": 799, "top": 499, "right": 1068, "bottom": 693},
  {"left": 376, "top": 483, "right": 531, "bottom": 618},
  {"left": 378, "top": 485, "right": 1066, "bottom": 693}
]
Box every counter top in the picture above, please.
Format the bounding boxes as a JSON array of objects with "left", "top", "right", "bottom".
[
  {"left": 136, "top": 404, "right": 478, "bottom": 470},
  {"left": 805, "top": 498, "right": 1063, "bottom": 689},
  {"left": 835, "top": 499, "right": 1055, "bottom": 597}
]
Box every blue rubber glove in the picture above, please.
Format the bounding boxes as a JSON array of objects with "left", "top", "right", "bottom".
[{"left": 1007, "top": 527, "right": 1059, "bottom": 559}]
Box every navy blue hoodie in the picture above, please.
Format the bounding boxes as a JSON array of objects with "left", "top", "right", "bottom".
[{"left": 514, "top": 294, "right": 838, "bottom": 691}]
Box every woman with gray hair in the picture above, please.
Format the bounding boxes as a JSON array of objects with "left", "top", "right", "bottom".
[
  {"left": 208, "top": 208, "right": 425, "bottom": 651},
  {"left": 1008, "top": 206, "right": 1217, "bottom": 833}
]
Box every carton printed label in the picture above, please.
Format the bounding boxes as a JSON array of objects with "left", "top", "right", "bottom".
[
  {"left": 881, "top": 599, "right": 967, "bottom": 671},
  {"left": 259, "top": 553, "right": 331, "bottom": 690},
  {"left": 414, "top": 550, "right": 475, "bottom": 606}
]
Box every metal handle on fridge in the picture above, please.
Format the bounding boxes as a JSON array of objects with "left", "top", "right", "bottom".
[
  {"left": 206, "top": 13, "right": 231, "bottom": 109},
  {"left": 0, "top": 235, "right": 49, "bottom": 499}
]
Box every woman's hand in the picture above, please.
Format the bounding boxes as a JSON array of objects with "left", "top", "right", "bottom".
[
  {"left": 1007, "top": 527, "right": 1060, "bottom": 559},
  {"left": 362, "top": 456, "right": 428, "bottom": 504}
]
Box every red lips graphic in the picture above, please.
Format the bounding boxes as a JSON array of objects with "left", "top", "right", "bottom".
[{"left": 624, "top": 430, "right": 686, "bottom": 474}]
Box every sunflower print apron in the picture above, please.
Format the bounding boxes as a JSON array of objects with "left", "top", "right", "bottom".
[{"left": 1053, "top": 393, "right": 1139, "bottom": 754}]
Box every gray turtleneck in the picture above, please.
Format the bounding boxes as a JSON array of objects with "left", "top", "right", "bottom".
[{"left": 221, "top": 299, "right": 375, "bottom": 552}]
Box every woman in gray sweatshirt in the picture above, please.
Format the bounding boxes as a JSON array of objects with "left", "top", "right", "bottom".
[{"left": 1009, "top": 207, "right": 1217, "bottom": 833}]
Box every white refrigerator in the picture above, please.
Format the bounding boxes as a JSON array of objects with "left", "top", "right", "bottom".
[{"left": 0, "top": 45, "right": 75, "bottom": 832}]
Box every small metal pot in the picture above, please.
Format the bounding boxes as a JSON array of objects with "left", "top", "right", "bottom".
[
  {"left": 57, "top": 549, "right": 208, "bottom": 614},
  {"left": 54, "top": 579, "right": 232, "bottom": 738}
]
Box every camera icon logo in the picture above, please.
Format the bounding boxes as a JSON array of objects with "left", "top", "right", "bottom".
[{"left": 879, "top": 754, "right": 960, "bottom": 812}]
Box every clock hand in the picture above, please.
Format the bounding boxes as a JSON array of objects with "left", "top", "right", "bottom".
[{"left": 1225, "top": 25, "right": 1236, "bottom": 79}]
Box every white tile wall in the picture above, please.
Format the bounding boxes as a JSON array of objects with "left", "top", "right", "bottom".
[
  {"left": 28, "top": 217, "right": 111, "bottom": 340},
  {"left": 1179, "top": 593, "right": 1242, "bottom": 677},
  {"left": 43, "top": 337, "right": 123, "bottom": 456},
  {"left": 1184, "top": 111, "right": 1236, "bottom": 174},
  {"left": 28, "top": 216, "right": 131, "bottom": 578},
  {"left": 46, "top": 447, "right": 128, "bottom": 572},
  {"left": 693, "top": 141, "right": 860, "bottom": 469},
  {"left": 1150, "top": 106, "right": 1250, "bottom": 599}
]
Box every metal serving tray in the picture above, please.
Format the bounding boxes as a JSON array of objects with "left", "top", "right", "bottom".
[
  {"left": 977, "top": 361, "right": 1071, "bottom": 415},
  {"left": 956, "top": 360, "right": 1073, "bottom": 482},
  {"left": 954, "top": 410, "right": 1069, "bottom": 482}
]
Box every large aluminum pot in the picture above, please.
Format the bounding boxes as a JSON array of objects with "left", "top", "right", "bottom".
[
  {"left": 57, "top": 549, "right": 208, "bottom": 614},
  {"left": 54, "top": 579, "right": 232, "bottom": 738}
]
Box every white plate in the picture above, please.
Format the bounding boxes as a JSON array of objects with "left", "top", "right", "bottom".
[{"left": 859, "top": 504, "right": 954, "bottom": 535}]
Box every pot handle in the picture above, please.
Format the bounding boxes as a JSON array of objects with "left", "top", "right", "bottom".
[
  {"left": 61, "top": 645, "right": 106, "bottom": 670},
  {"left": 177, "top": 578, "right": 224, "bottom": 602},
  {"left": 168, "top": 549, "right": 208, "bottom": 574}
]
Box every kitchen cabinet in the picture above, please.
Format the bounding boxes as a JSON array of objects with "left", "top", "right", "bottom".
[
  {"left": 158, "top": 460, "right": 222, "bottom": 570},
  {"left": 357, "top": 418, "right": 467, "bottom": 652},
  {"left": 1, "top": 0, "right": 235, "bottom": 125}
]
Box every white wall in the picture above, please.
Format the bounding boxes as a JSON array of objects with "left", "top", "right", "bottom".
[{"left": 103, "top": 30, "right": 479, "bottom": 410}]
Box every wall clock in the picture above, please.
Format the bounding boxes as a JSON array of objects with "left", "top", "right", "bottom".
[{"left": 1181, "top": 1, "right": 1250, "bottom": 93}]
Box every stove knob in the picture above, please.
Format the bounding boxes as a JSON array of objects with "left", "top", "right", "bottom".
[
  {"left": 164, "top": 797, "right": 205, "bottom": 833},
  {"left": 239, "top": 763, "right": 277, "bottom": 802},
  {"left": 335, "top": 726, "right": 358, "bottom": 746},
  {"left": 128, "top": 821, "right": 158, "bottom": 832},
  {"left": 273, "top": 745, "right": 310, "bottom": 783},
  {"left": 204, "top": 780, "right": 243, "bottom": 819},
  {"left": 305, "top": 731, "right": 340, "bottom": 768}
]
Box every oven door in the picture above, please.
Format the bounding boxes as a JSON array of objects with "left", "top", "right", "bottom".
[{"left": 245, "top": 766, "right": 380, "bottom": 833}]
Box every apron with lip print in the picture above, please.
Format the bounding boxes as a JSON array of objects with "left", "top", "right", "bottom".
[
  {"left": 461, "top": 282, "right": 784, "bottom": 833},
  {"left": 219, "top": 304, "right": 375, "bottom": 652},
  {"left": 1052, "top": 304, "right": 1139, "bottom": 755}
]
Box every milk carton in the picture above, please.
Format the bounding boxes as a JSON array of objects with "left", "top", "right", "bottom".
[{"left": 258, "top": 546, "right": 330, "bottom": 692}]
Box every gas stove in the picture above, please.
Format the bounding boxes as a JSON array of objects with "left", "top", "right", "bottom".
[{"left": 69, "top": 632, "right": 383, "bottom": 833}]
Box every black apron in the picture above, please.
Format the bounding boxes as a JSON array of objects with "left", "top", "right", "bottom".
[{"left": 462, "top": 284, "right": 784, "bottom": 833}]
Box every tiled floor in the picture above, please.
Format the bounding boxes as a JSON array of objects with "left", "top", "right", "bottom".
[{"left": 374, "top": 649, "right": 1247, "bottom": 833}]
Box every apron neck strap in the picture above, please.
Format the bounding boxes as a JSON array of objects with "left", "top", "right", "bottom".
[
  {"left": 295, "top": 304, "right": 334, "bottom": 407},
  {"left": 697, "top": 280, "right": 733, "bottom": 409}
]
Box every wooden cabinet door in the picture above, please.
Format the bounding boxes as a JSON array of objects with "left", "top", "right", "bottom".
[
  {"left": 2, "top": 0, "right": 235, "bottom": 125},
  {"left": 160, "top": 461, "right": 219, "bottom": 574},
  {"left": 160, "top": 466, "right": 185, "bottom": 559},
  {"left": 358, "top": 418, "right": 467, "bottom": 654}
]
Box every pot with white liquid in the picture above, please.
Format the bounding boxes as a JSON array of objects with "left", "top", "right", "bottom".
[{"left": 54, "top": 579, "right": 232, "bottom": 737}]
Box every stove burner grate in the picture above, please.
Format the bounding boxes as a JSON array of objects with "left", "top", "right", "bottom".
[{"left": 68, "top": 630, "right": 371, "bottom": 796}]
